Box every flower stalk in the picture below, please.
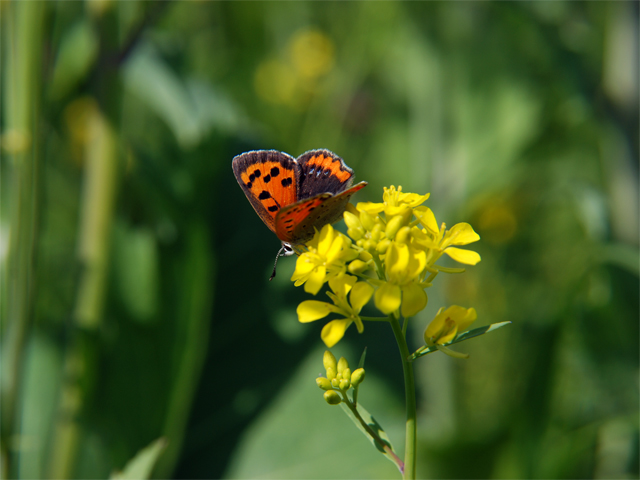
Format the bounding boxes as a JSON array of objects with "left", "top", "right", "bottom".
[{"left": 389, "top": 315, "right": 417, "bottom": 480}]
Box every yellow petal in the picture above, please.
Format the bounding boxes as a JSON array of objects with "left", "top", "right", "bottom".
[
  {"left": 321, "top": 319, "right": 352, "bottom": 347},
  {"left": 328, "top": 274, "right": 357, "bottom": 299},
  {"left": 316, "top": 224, "right": 335, "bottom": 254},
  {"left": 297, "top": 300, "right": 338, "bottom": 323},
  {"left": 423, "top": 306, "right": 446, "bottom": 344},
  {"left": 374, "top": 282, "right": 402, "bottom": 314},
  {"left": 413, "top": 206, "right": 438, "bottom": 234},
  {"left": 386, "top": 242, "right": 410, "bottom": 280},
  {"left": 437, "top": 318, "right": 458, "bottom": 344},
  {"left": 400, "top": 283, "right": 427, "bottom": 317},
  {"left": 407, "top": 248, "right": 427, "bottom": 279},
  {"left": 445, "top": 305, "right": 477, "bottom": 332},
  {"left": 446, "top": 223, "right": 480, "bottom": 246},
  {"left": 356, "top": 201, "right": 385, "bottom": 215},
  {"left": 304, "top": 265, "right": 327, "bottom": 295},
  {"left": 325, "top": 234, "right": 348, "bottom": 263},
  {"left": 444, "top": 247, "right": 481, "bottom": 265},
  {"left": 350, "top": 281, "right": 374, "bottom": 313},
  {"left": 292, "top": 254, "right": 317, "bottom": 277}
]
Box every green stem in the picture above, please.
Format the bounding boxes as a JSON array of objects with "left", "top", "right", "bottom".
[
  {"left": 360, "top": 316, "right": 392, "bottom": 322},
  {"left": 389, "top": 315, "right": 417, "bottom": 480}
]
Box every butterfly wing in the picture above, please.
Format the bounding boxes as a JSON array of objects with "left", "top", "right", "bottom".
[
  {"left": 296, "top": 149, "right": 356, "bottom": 199},
  {"left": 275, "top": 181, "right": 368, "bottom": 244},
  {"left": 232, "top": 150, "right": 298, "bottom": 234}
]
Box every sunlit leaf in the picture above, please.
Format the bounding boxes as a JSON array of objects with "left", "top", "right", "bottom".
[
  {"left": 340, "top": 402, "right": 403, "bottom": 472},
  {"left": 110, "top": 437, "right": 167, "bottom": 480}
]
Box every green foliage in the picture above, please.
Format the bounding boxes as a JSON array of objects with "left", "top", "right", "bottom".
[{"left": 1, "top": 1, "right": 637, "bottom": 479}]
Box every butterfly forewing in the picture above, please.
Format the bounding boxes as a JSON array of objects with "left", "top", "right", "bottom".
[
  {"left": 296, "top": 149, "right": 355, "bottom": 199},
  {"left": 232, "top": 150, "right": 298, "bottom": 234}
]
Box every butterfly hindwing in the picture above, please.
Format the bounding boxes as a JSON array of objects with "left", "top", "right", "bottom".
[
  {"left": 232, "top": 150, "right": 298, "bottom": 234},
  {"left": 296, "top": 149, "right": 355, "bottom": 199}
]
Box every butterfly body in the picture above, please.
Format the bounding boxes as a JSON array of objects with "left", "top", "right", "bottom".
[{"left": 232, "top": 149, "right": 367, "bottom": 248}]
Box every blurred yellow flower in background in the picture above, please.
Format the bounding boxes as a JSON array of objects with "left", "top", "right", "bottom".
[{"left": 254, "top": 27, "right": 335, "bottom": 107}]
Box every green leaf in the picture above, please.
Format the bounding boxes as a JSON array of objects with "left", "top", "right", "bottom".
[
  {"left": 340, "top": 401, "right": 402, "bottom": 472},
  {"left": 357, "top": 346, "right": 368, "bottom": 369},
  {"left": 409, "top": 321, "right": 511, "bottom": 361},
  {"left": 110, "top": 437, "right": 167, "bottom": 480}
]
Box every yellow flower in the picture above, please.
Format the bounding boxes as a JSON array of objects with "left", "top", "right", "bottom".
[
  {"left": 297, "top": 274, "right": 374, "bottom": 347},
  {"left": 291, "top": 224, "right": 359, "bottom": 295},
  {"left": 373, "top": 241, "right": 428, "bottom": 317},
  {"left": 412, "top": 208, "right": 482, "bottom": 266},
  {"left": 424, "top": 305, "right": 477, "bottom": 346},
  {"left": 357, "top": 185, "right": 430, "bottom": 218}
]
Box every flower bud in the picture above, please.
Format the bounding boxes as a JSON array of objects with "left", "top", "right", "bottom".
[
  {"left": 348, "top": 259, "right": 368, "bottom": 274},
  {"left": 339, "top": 378, "right": 351, "bottom": 390},
  {"left": 342, "top": 368, "right": 351, "bottom": 382},
  {"left": 351, "top": 368, "right": 365, "bottom": 386},
  {"left": 359, "top": 210, "right": 376, "bottom": 231},
  {"left": 359, "top": 250, "right": 373, "bottom": 262},
  {"left": 316, "top": 377, "right": 333, "bottom": 390},
  {"left": 337, "top": 357, "right": 349, "bottom": 374},
  {"left": 326, "top": 367, "right": 337, "bottom": 380},
  {"left": 324, "top": 390, "right": 342, "bottom": 405},
  {"left": 371, "top": 224, "right": 384, "bottom": 241},
  {"left": 385, "top": 215, "right": 406, "bottom": 239},
  {"left": 331, "top": 378, "right": 340, "bottom": 388},
  {"left": 344, "top": 212, "right": 365, "bottom": 240},
  {"left": 323, "top": 350, "right": 337, "bottom": 372},
  {"left": 395, "top": 226, "right": 411, "bottom": 244},
  {"left": 376, "top": 238, "right": 391, "bottom": 254}
]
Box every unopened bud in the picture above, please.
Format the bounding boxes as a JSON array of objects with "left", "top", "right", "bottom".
[
  {"left": 331, "top": 378, "right": 340, "bottom": 388},
  {"left": 360, "top": 211, "right": 376, "bottom": 231},
  {"left": 324, "top": 390, "right": 342, "bottom": 405},
  {"left": 359, "top": 250, "right": 373, "bottom": 262},
  {"left": 326, "top": 367, "right": 337, "bottom": 380},
  {"left": 376, "top": 238, "right": 391, "bottom": 254},
  {"left": 395, "top": 226, "right": 411, "bottom": 244},
  {"left": 316, "top": 377, "right": 332, "bottom": 390},
  {"left": 323, "top": 351, "right": 337, "bottom": 372},
  {"left": 385, "top": 215, "right": 406, "bottom": 239},
  {"left": 344, "top": 212, "right": 365, "bottom": 240},
  {"left": 348, "top": 259, "right": 368, "bottom": 274},
  {"left": 342, "top": 368, "right": 351, "bottom": 382},
  {"left": 339, "top": 379, "right": 350, "bottom": 390},
  {"left": 337, "top": 357, "right": 349, "bottom": 374},
  {"left": 351, "top": 368, "right": 366, "bottom": 386}
]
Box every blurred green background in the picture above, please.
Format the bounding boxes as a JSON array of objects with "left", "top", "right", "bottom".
[{"left": 1, "top": 1, "right": 638, "bottom": 479}]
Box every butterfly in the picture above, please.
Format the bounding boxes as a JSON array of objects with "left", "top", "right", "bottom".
[{"left": 232, "top": 149, "right": 367, "bottom": 279}]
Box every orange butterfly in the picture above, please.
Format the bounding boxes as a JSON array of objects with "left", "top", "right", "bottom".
[{"left": 232, "top": 149, "right": 367, "bottom": 279}]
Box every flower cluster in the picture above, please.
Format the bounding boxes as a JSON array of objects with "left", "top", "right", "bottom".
[
  {"left": 293, "top": 186, "right": 481, "bottom": 347},
  {"left": 316, "top": 350, "right": 365, "bottom": 405}
]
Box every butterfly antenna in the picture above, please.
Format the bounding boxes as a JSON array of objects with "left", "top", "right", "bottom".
[{"left": 269, "top": 243, "right": 294, "bottom": 281}]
